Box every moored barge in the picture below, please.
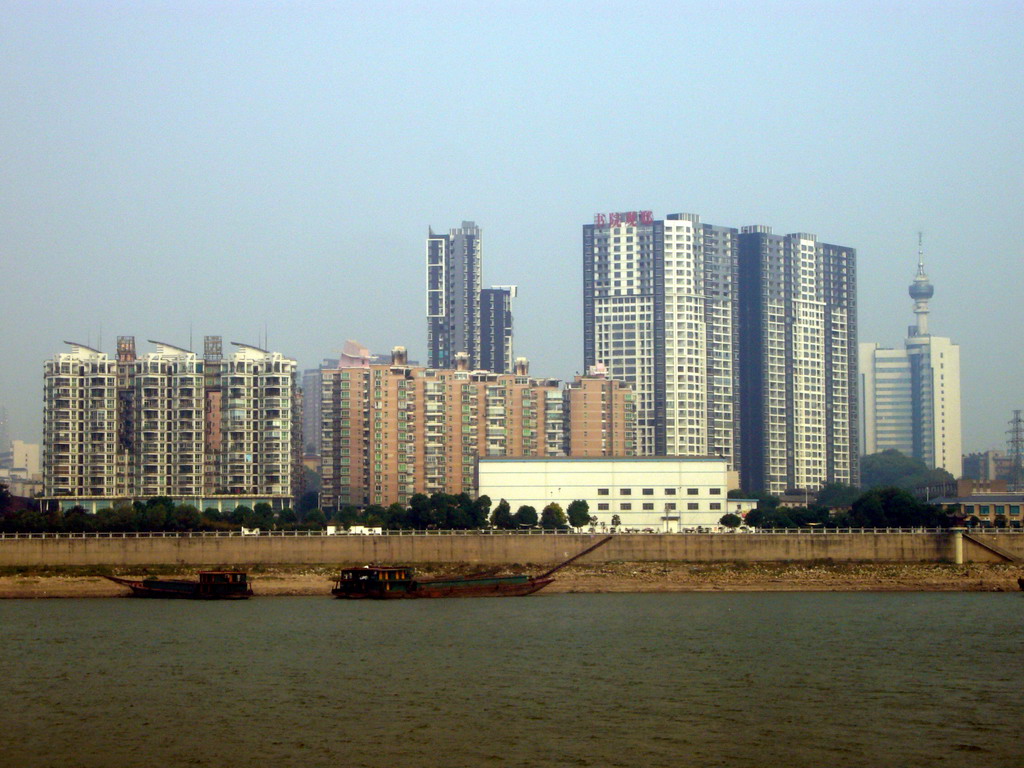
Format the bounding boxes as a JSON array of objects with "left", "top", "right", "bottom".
[
  {"left": 104, "top": 571, "right": 254, "bottom": 599},
  {"left": 331, "top": 535, "right": 613, "bottom": 599}
]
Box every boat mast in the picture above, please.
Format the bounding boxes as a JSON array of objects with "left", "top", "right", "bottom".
[{"left": 537, "top": 535, "right": 614, "bottom": 580}]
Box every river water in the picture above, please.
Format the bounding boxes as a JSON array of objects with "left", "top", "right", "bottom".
[{"left": 2, "top": 593, "right": 1021, "bottom": 768}]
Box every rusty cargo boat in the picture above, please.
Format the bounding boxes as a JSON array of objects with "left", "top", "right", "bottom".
[
  {"left": 104, "top": 571, "right": 254, "bottom": 599},
  {"left": 331, "top": 535, "right": 612, "bottom": 599}
]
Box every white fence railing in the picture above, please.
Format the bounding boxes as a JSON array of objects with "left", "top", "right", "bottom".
[{"left": 0, "top": 527, "right": 1021, "bottom": 541}]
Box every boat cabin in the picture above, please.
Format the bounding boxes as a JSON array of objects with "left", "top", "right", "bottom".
[
  {"left": 196, "top": 571, "right": 251, "bottom": 596},
  {"left": 199, "top": 571, "right": 249, "bottom": 585},
  {"left": 333, "top": 566, "right": 415, "bottom": 597}
]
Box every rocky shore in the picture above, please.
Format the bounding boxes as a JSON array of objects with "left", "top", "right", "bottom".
[{"left": 2, "top": 561, "right": 1022, "bottom": 598}]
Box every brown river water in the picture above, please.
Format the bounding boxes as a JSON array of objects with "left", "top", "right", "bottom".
[{"left": 2, "top": 593, "right": 1021, "bottom": 768}]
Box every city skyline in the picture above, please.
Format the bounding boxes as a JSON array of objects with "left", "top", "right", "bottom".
[{"left": 2, "top": 2, "right": 1021, "bottom": 454}]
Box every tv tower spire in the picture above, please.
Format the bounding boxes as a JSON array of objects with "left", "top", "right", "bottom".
[{"left": 908, "top": 231, "right": 934, "bottom": 336}]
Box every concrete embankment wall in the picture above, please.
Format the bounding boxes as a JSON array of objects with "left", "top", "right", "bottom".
[{"left": 2, "top": 532, "right": 1021, "bottom": 568}]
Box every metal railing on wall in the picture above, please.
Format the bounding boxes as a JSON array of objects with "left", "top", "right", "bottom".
[{"left": 0, "top": 527, "right": 1021, "bottom": 540}]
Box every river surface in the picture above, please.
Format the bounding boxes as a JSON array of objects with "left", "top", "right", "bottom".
[{"left": 2, "top": 593, "right": 1021, "bottom": 768}]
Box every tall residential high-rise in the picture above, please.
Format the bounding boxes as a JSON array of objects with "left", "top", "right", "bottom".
[
  {"left": 427, "top": 221, "right": 481, "bottom": 370},
  {"left": 737, "top": 227, "right": 857, "bottom": 494},
  {"left": 583, "top": 211, "right": 740, "bottom": 462},
  {"left": 583, "top": 210, "right": 857, "bottom": 494},
  {"left": 859, "top": 241, "right": 962, "bottom": 477},
  {"left": 42, "top": 338, "right": 300, "bottom": 509},
  {"left": 319, "top": 349, "right": 635, "bottom": 509},
  {"left": 426, "top": 222, "right": 515, "bottom": 372},
  {"left": 479, "top": 286, "right": 517, "bottom": 375}
]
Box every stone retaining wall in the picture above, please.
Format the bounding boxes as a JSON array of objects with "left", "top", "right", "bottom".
[{"left": 2, "top": 532, "right": 1020, "bottom": 567}]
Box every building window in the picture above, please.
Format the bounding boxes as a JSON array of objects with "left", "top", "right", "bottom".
[
  {"left": 643, "top": 503, "right": 654, "bottom": 510},
  {"left": 665, "top": 503, "right": 676, "bottom": 511},
  {"left": 710, "top": 503, "right": 721, "bottom": 511},
  {"left": 620, "top": 488, "right": 632, "bottom": 495},
  {"left": 620, "top": 503, "right": 632, "bottom": 511},
  {"left": 710, "top": 488, "right": 722, "bottom": 495},
  {"left": 687, "top": 488, "right": 699, "bottom": 495},
  {"left": 665, "top": 488, "right": 676, "bottom": 495},
  {"left": 1010, "top": 506, "right": 1020, "bottom": 516},
  {"left": 598, "top": 488, "right": 609, "bottom": 496},
  {"left": 687, "top": 503, "right": 698, "bottom": 510},
  {"left": 598, "top": 503, "right": 609, "bottom": 511},
  {"left": 642, "top": 488, "right": 654, "bottom": 495}
]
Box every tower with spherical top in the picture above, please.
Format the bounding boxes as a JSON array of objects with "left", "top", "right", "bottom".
[{"left": 909, "top": 233, "right": 934, "bottom": 336}]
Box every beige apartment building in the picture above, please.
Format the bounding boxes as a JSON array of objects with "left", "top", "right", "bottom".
[
  {"left": 43, "top": 337, "right": 300, "bottom": 510},
  {"left": 564, "top": 363, "right": 636, "bottom": 457},
  {"left": 320, "top": 350, "right": 635, "bottom": 509}
]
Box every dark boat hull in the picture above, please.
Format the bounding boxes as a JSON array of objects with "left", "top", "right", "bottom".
[
  {"left": 332, "top": 576, "right": 554, "bottom": 599},
  {"left": 104, "top": 576, "right": 253, "bottom": 600}
]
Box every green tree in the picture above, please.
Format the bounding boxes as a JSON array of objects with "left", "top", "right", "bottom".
[
  {"left": 566, "top": 500, "right": 590, "bottom": 530},
  {"left": 302, "top": 466, "right": 322, "bottom": 492},
  {"left": 750, "top": 491, "right": 781, "bottom": 512},
  {"left": 490, "top": 499, "right": 514, "bottom": 529},
  {"left": 277, "top": 507, "right": 298, "bottom": 526},
  {"left": 383, "top": 502, "right": 408, "bottom": 529},
  {"left": 719, "top": 513, "right": 742, "bottom": 528},
  {"left": 139, "top": 500, "right": 171, "bottom": 531},
  {"left": 296, "top": 490, "right": 319, "bottom": 515},
  {"left": 473, "top": 495, "right": 492, "bottom": 528},
  {"left": 172, "top": 504, "right": 201, "bottom": 531},
  {"left": 513, "top": 505, "right": 538, "bottom": 528},
  {"left": 229, "top": 505, "right": 252, "bottom": 526},
  {"left": 408, "top": 493, "right": 431, "bottom": 529},
  {"left": 333, "top": 505, "right": 361, "bottom": 526},
  {"left": 303, "top": 508, "right": 326, "bottom": 528},
  {"left": 610, "top": 514, "right": 621, "bottom": 527},
  {"left": 540, "top": 503, "right": 567, "bottom": 529},
  {"left": 858, "top": 450, "right": 954, "bottom": 491},
  {"left": 815, "top": 482, "right": 861, "bottom": 509},
  {"left": 253, "top": 502, "right": 275, "bottom": 529},
  {"left": 848, "top": 486, "right": 949, "bottom": 528},
  {"left": 363, "top": 504, "right": 387, "bottom": 526}
]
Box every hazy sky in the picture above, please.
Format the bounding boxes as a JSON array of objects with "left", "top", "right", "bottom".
[{"left": 2, "top": 1, "right": 1021, "bottom": 454}]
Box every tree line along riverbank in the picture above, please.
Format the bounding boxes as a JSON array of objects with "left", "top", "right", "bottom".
[{"left": 2, "top": 562, "right": 1022, "bottom": 598}]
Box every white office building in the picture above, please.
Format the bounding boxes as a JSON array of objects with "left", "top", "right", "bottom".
[
  {"left": 477, "top": 456, "right": 750, "bottom": 531},
  {"left": 860, "top": 244, "right": 962, "bottom": 476}
]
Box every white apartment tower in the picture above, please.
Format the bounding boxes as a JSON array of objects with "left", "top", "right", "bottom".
[
  {"left": 219, "top": 343, "right": 296, "bottom": 497},
  {"left": 859, "top": 241, "right": 962, "bottom": 476},
  {"left": 43, "top": 343, "right": 120, "bottom": 498},
  {"left": 131, "top": 343, "right": 205, "bottom": 498},
  {"left": 583, "top": 211, "right": 739, "bottom": 463}
]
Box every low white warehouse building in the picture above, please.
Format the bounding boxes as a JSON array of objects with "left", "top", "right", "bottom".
[{"left": 477, "top": 457, "right": 752, "bottom": 532}]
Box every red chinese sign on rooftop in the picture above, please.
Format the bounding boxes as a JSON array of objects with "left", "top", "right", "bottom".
[{"left": 593, "top": 211, "right": 653, "bottom": 227}]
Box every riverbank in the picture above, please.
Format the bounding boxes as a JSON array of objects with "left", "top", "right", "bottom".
[{"left": 1, "top": 561, "right": 1021, "bottom": 597}]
